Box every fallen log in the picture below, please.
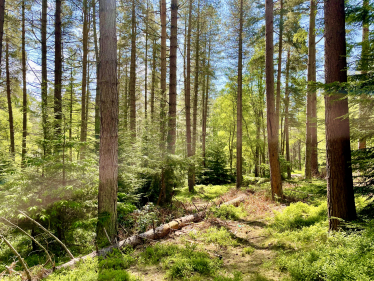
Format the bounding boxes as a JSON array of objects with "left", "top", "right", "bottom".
[{"left": 55, "top": 194, "right": 247, "bottom": 271}]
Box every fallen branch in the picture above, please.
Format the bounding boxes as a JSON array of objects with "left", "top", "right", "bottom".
[
  {"left": 0, "top": 235, "right": 32, "bottom": 281},
  {"left": 53, "top": 195, "right": 246, "bottom": 271},
  {"left": 18, "top": 211, "right": 74, "bottom": 260},
  {"left": 1, "top": 217, "right": 54, "bottom": 270}
]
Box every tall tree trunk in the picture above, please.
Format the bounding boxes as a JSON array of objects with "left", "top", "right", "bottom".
[
  {"left": 93, "top": 0, "right": 100, "bottom": 148},
  {"left": 325, "top": 0, "right": 357, "bottom": 230},
  {"left": 202, "top": 37, "right": 211, "bottom": 168},
  {"left": 236, "top": 0, "right": 243, "bottom": 189},
  {"left": 186, "top": 0, "right": 194, "bottom": 191},
  {"left": 6, "top": 29, "right": 14, "bottom": 156},
  {"left": 167, "top": 0, "right": 178, "bottom": 154},
  {"left": 192, "top": 0, "right": 200, "bottom": 156},
  {"left": 97, "top": 0, "right": 118, "bottom": 244},
  {"left": 151, "top": 39, "right": 156, "bottom": 121},
  {"left": 144, "top": 1, "right": 149, "bottom": 120},
  {"left": 0, "top": 0, "right": 4, "bottom": 67},
  {"left": 54, "top": 0, "right": 62, "bottom": 138},
  {"left": 285, "top": 49, "right": 291, "bottom": 179},
  {"left": 80, "top": 0, "right": 89, "bottom": 157},
  {"left": 358, "top": 0, "right": 369, "bottom": 149},
  {"left": 305, "top": 0, "right": 317, "bottom": 178},
  {"left": 41, "top": 0, "right": 48, "bottom": 156},
  {"left": 22, "top": 0, "right": 27, "bottom": 166},
  {"left": 160, "top": 0, "right": 167, "bottom": 145},
  {"left": 124, "top": 61, "right": 128, "bottom": 130},
  {"left": 129, "top": 0, "right": 137, "bottom": 140},
  {"left": 69, "top": 68, "right": 73, "bottom": 161},
  {"left": 275, "top": 0, "right": 283, "bottom": 150},
  {"left": 266, "top": 0, "right": 282, "bottom": 199}
]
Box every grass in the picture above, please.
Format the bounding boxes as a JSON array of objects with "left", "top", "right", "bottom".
[
  {"left": 211, "top": 204, "right": 247, "bottom": 220},
  {"left": 175, "top": 184, "right": 235, "bottom": 203},
  {"left": 139, "top": 243, "right": 222, "bottom": 279}
]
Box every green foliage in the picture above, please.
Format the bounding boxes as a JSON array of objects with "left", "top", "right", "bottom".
[
  {"left": 272, "top": 202, "right": 327, "bottom": 232},
  {"left": 242, "top": 246, "right": 255, "bottom": 256},
  {"left": 175, "top": 184, "right": 234, "bottom": 203},
  {"left": 140, "top": 243, "right": 222, "bottom": 279},
  {"left": 277, "top": 224, "right": 374, "bottom": 281},
  {"left": 214, "top": 271, "right": 243, "bottom": 281},
  {"left": 352, "top": 148, "right": 374, "bottom": 202},
  {"left": 196, "top": 139, "right": 234, "bottom": 185},
  {"left": 45, "top": 256, "right": 137, "bottom": 281},
  {"left": 200, "top": 227, "right": 239, "bottom": 247},
  {"left": 98, "top": 249, "right": 135, "bottom": 271},
  {"left": 211, "top": 204, "right": 247, "bottom": 221}
]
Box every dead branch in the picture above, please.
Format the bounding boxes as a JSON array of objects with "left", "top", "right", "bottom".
[
  {"left": 1, "top": 217, "right": 54, "bottom": 270},
  {"left": 47, "top": 195, "right": 247, "bottom": 275},
  {"left": 18, "top": 211, "right": 74, "bottom": 260},
  {"left": 0, "top": 234, "right": 32, "bottom": 281}
]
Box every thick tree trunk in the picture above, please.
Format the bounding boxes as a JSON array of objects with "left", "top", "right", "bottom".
[
  {"left": 186, "top": 0, "right": 194, "bottom": 192},
  {"left": 41, "top": 0, "right": 48, "bottom": 155},
  {"left": 129, "top": 0, "right": 137, "bottom": 140},
  {"left": 54, "top": 0, "right": 62, "bottom": 138},
  {"left": 97, "top": 0, "right": 118, "bottom": 244},
  {"left": 167, "top": 0, "right": 178, "bottom": 154},
  {"left": 237, "top": 0, "right": 243, "bottom": 188},
  {"left": 285, "top": 49, "right": 291, "bottom": 179},
  {"left": 80, "top": 0, "right": 89, "bottom": 157},
  {"left": 325, "top": 0, "right": 357, "bottom": 230},
  {"left": 22, "top": 0, "right": 27, "bottom": 166},
  {"left": 6, "top": 31, "right": 14, "bottom": 156},
  {"left": 266, "top": 0, "right": 282, "bottom": 199}
]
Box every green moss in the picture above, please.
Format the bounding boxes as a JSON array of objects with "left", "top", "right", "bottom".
[
  {"left": 201, "top": 227, "right": 239, "bottom": 247},
  {"left": 211, "top": 204, "right": 247, "bottom": 221}
]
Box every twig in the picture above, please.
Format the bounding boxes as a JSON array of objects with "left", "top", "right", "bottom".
[
  {"left": 0, "top": 234, "right": 32, "bottom": 281},
  {"left": 19, "top": 211, "right": 74, "bottom": 260},
  {"left": 1, "top": 217, "right": 54, "bottom": 270},
  {"left": 103, "top": 228, "right": 112, "bottom": 244},
  {"left": 192, "top": 202, "right": 199, "bottom": 213}
]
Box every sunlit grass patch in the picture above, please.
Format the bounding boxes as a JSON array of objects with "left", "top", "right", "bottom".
[
  {"left": 139, "top": 242, "right": 222, "bottom": 279},
  {"left": 211, "top": 204, "right": 247, "bottom": 221},
  {"left": 242, "top": 246, "right": 255, "bottom": 256},
  {"left": 201, "top": 227, "right": 239, "bottom": 248},
  {"left": 175, "top": 184, "right": 235, "bottom": 203}
]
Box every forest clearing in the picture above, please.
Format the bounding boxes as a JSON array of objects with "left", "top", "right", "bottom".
[{"left": 0, "top": 0, "right": 374, "bottom": 279}]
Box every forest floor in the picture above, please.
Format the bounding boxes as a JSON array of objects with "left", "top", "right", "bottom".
[{"left": 2, "top": 178, "right": 374, "bottom": 281}]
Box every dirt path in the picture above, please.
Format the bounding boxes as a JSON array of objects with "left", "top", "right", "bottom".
[{"left": 128, "top": 188, "right": 288, "bottom": 281}]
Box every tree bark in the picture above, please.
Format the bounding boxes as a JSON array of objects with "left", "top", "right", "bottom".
[
  {"left": 202, "top": 37, "right": 211, "bottom": 168},
  {"left": 186, "top": 0, "right": 194, "bottom": 191},
  {"left": 6, "top": 29, "right": 14, "bottom": 156},
  {"left": 93, "top": 0, "right": 100, "bottom": 147},
  {"left": 236, "top": 0, "right": 243, "bottom": 189},
  {"left": 129, "top": 0, "right": 137, "bottom": 140},
  {"left": 285, "top": 49, "right": 291, "bottom": 179},
  {"left": 97, "top": 0, "right": 118, "bottom": 243},
  {"left": 325, "top": 0, "right": 357, "bottom": 230},
  {"left": 160, "top": 0, "right": 167, "bottom": 146},
  {"left": 151, "top": 39, "right": 156, "bottom": 121},
  {"left": 305, "top": 0, "right": 317, "bottom": 178},
  {"left": 41, "top": 0, "right": 48, "bottom": 156},
  {"left": 266, "top": 0, "right": 282, "bottom": 199},
  {"left": 275, "top": 0, "right": 283, "bottom": 151},
  {"left": 192, "top": 0, "right": 200, "bottom": 156},
  {"left": 167, "top": 0, "right": 178, "bottom": 154},
  {"left": 22, "top": 0, "right": 27, "bottom": 166},
  {"left": 80, "top": 0, "right": 89, "bottom": 157},
  {"left": 54, "top": 0, "right": 62, "bottom": 138},
  {"left": 144, "top": 1, "right": 149, "bottom": 120},
  {"left": 358, "top": 0, "right": 369, "bottom": 149},
  {"left": 0, "top": 0, "right": 4, "bottom": 67}
]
